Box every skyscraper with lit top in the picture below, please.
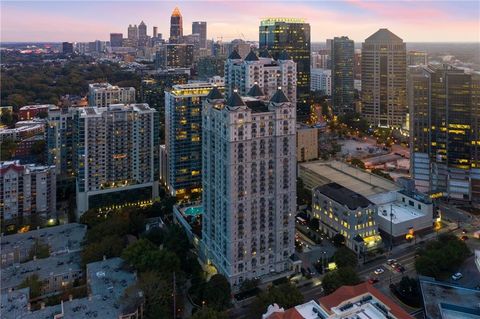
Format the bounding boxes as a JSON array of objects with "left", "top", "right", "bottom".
[{"left": 170, "top": 7, "right": 183, "bottom": 43}]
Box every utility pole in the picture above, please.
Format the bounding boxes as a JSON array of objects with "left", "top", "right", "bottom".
[{"left": 390, "top": 204, "right": 393, "bottom": 252}]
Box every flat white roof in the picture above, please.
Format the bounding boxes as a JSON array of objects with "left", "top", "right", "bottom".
[{"left": 377, "top": 201, "right": 426, "bottom": 224}]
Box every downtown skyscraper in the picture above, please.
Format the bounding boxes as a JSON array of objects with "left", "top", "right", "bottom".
[
  {"left": 331, "top": 36, "right": 355, "bottom": 113},
  {"left": 259, "top": 18, "right": 310, "bottom": 121},
  {"left": 362, "top": 29, "right": 407, "bottom": 128},
  {"left": 201, "top": 88, "right": 297, "bottom": 286},
  {"left": 409, "top": 65, "right": 480, "bottom": 203},
  {"left": 170, "top": 7, "right": 183, "bottom": 43},
  {"left": 192, "top": 21, "right": 207, "bottom": 49}
]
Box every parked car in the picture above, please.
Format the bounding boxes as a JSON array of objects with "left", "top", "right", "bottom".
[
  {"left": 452, "top": 272, "right": 463, "bottom": 281},
  {"left": 387, "top": 259, "right": 397, "bottom": 266},
  {"left": 374, "top": 268, "right": 385, "bottom": 275}
]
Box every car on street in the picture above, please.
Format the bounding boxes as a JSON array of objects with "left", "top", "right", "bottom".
[
  {"left": 392, "top": 262, "right": 405, "bottom": 273},
  {"left": 387, "top": 259, "right": 397, "bottom": 266},
  {"left": 451, "top": 272, "right": 463, "bottom": 281},
  {"left": 374, "top": 268, "right": 385, "bottom": 275}
]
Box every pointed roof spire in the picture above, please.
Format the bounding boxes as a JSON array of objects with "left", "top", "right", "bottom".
[
  {"left": 206, "top": 86, "right": 223, "bottom": 100},
  {"left": 247, "top": 84, "right": 264, "bottom": 97},
  {"left": 270, "top": 87, "right": 290, "bottom": 103},
  {"left": 244, "top": 49, "right": 259, "bottom": 61},
  {"left": 139, "top": 20, "right": 146, "bottom": 26},
  {"left": 226, "top": 90, "right": 246, "bottom": 107},
  {"left": 172, "top": 7, "right": 182, "bottom": 17},
  {"left": 278, "top": 50, "right": 291, "bottom": 60},
  {"left": 228, "top": 49, "right": 242, "bottom": 60}
]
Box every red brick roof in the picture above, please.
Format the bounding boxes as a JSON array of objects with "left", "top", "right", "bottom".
[
  {"left": 318, "top": 282, "right": 413, "bottom": 319},
  {"left": 267, "top": 308, "right": 304, "bottom": 319}
]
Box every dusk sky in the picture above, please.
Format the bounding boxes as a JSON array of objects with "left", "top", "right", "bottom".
[{"left": 1, "top": 1, "right": 479, "bottom": 43}]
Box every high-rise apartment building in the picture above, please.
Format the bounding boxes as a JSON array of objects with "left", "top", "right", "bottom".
[
  {"left": 138, "top": 21, "right": 148, "bottom": 47},
  {"left": 310, "top": 68, "right": 332, "bottom": 95},
  {"left": 164, "top": 83, "right": 224, "bottom": 199},
  {"left": 224, "top": 49, "right": 296, "bottom": 103},
  {"left": 165, "top": 44, "right": 194, "bottom": 68},
  {"left": 46, "top": 106, "right": 74, "bottom": 178},
  {"left": 88, "top": 83, "right": 136, "bottom": 107},
  {"left": 170, "top": 7, "right": 183, "bottom": 43},
  {"left": 192, "top": 21, "right": 207, "bottom": 49},
  {"left": 407, "top": 51, "right": 428, "bottom": 66},
  {"left": 331, "top": 36, "right": 354, "bottom": 112},
  {"left": 201, "top": 88, "right": 297, "bottom": 286},
  {"left": 74, "top": 104, "right": 158, "bottom": 214},
  {"left": 410, "top": 65, "right": 480, "bottom": 202},
  {"left": 259, "top": 18, "right": 311, "bottom": 120},
  {"left": 110, "top": 33, "right": 123, "bottom": 48},
  {"left": 362, "top": 29, "right": 406, "bottom": 127},
  {"left": 0, "top": 161, "right": 56, "bottom": 224},
  {"left": 127, "top": 24, "right": 138, "bottom": 47},
  {"left": 62, "top": 42, "right": 74, "bottom": 54}
]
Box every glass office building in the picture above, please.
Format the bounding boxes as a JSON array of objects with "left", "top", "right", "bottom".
[{"left": 331, "top": 36, "right": 354, "bottom": 113}]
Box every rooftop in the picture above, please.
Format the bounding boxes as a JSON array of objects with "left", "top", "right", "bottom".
[
  {"left": 19, "top": 104, "right": 55, "bottom": 111},
  {"left": 365, "top": 28, "right": 403, "bottom": 43},
  {"left": 419, "top": 276, "right": 480, "bottom": 319},
  {"left": 0, "top": 223, "right": 86, "bottom": 264},
  {"left": 319, "top": 282, "right": 412, "bottom": 319},
  {"left": 1, "top": 252, "right": 82, "bottom": 291},
  {"left": 79, "top": 103, "right": 156, "bottom": 117},
  {"left": 299, "top": 160, "right": 400, "bottom": 197},
  {"left": 377, "top": 201, "right": 427, "bottom": 224},
  {"left": 315, "top": 182, "right": 374, "bottom": 210},
  {"left": 0, "top": 288, "right": 29, "bottom": 319}
]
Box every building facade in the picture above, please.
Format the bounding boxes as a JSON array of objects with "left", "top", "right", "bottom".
[
  {"left": 110, "top": 33, "right": 123, "bottom": 48},
  {"left": 0, "top": 161, "right": 56, "bottom": 224},
  {"left": 259, "top": 18, "right": 311, "bottom": 120},
  {"left": 311, "top": 68, "right": 332, "bottom": 95},
  {"left": 46, "top": 106, "right": 74, "bottom": 178},
  {"left": 165, "top": 83, "right": 224, "bottom": 199},
  {"left": 224, "top": 49, "right": 296, "bottom": 103},
  {"left": 88, "top": 83, "right": 136, "bottom": 107},
  {"left": 407, "top": 51, "right": 428, "bottom": 66},
  {"left": 312, "top": 182, "right": 381, "bottom": 254},
  {"left": 170, "top": 7, "right": 183, "bottom": 43},
  {"left": 202, "top": 89, "right": 297, "bottom": 286},
  {"left": 165, "top": 44, "right": 194, "bottom": 68},
  {"left": 74, "top": 104, "right": 158, "bottom": 214},
  {"left": 362, "top": 29, "right": 406, "bottom": 127},
  {"left": 192, "top": 21, "right": 207, "bottom": 49},
  {"left": 409, "top": 65, "right": 480, "bottom": 202},
  {"left": 331, "top": 36, "right": 355, "bottom": 112},
  {"left": 297, "top": 124, "right": 318, "bottom": 162}
]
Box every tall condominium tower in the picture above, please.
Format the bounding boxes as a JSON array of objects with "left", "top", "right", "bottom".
[
  {"left": 88, "top": 83, "right": 136, "bottom": 107},
  {"left": 127, "top": 24, "right": 138, "bottom": 47},
  {"left": 74, "top": 104, "right": 158, "bottom": 214},
  {"left": 410, "top": 65, "right": 480, "bottom": 202},
  {"left": 138, "top": 21, "right": 147, "bottom": 47},
  {"left": 224, "top": 49, "right": 296, "bottom": 103},
  {"left": 192, "top": 21, "right": 207, "bottom": 49},
  {"left": 201, "top": 88, "right": 297, "bottom": 286},
  {"left": 259, "top": 18, "right": 311, "bottom": 121},
  {"left": 165, "top": 44, "right": 194, "bottom": 68},
  {"left": 331, "top": 36, "right": 355, "bottom": 112},
  {"left": 170, "top": 7, "right": 183, "bottom": 43},
  {"left": 0, "top": 161, "right": 56, "bottom": 224},
  {"left": 362, "top": 29, "right": 406, "bottom": 127},
  {"left": 165, "top": 83, "right": 225, "bottom": 199}
]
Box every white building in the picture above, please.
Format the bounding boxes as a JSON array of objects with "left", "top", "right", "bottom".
[
  {"left": 88, "top": 83, "right": 136, "bottom": 107},
  {"left": 201, "top": 87, "right": 297, "bottom": 286},
  {"left": 224, "top": 50, "right": 296, "bottom": 103},
  {"left": 74, "top": 104, "right": 158, "bottom": 214},
  {"left": 311, "top": 68, "right": 332, "bottom": 95},
  {"left": 0, "top": 161, "right": 56, "bottom": 223}
]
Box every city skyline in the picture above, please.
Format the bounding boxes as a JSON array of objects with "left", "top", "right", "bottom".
[{"left": 1, "top": 1, "right": 479, "bottom": 43}]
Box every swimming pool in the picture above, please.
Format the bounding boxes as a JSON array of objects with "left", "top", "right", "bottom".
[{"left": 184, "top": 206, "right": 203, "bottom": 216}]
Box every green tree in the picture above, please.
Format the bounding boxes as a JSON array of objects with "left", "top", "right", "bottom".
[
  {"left": 1, "top": 109, "right": 16, "bottom": 127},
  {"left": 203, "top": 274, "right": 231, "bottom": 311},
  {"left": 0, "top": 139, "right": 17, "bottom": 160},
  {"left": 322, "top": 267, "right": 360, "bottom": 294},
  {"left": 81, "top": 235, "right": 124, "bottom": 265},
  {"left": 191, "top": 307, "right": 229, "bottom": 319},
  {"left": 308, "top": 218, "right": 320, "bottom": 231},
  {"left": 136, "top": 271, "right": 175, "bottom": 319},
  {"left": 332, "top": 234, "right": 346, "bottom": 247},
  {"left": 30, "top": 140, "right": 46, "bottom": 163},
  {"left": 372, "top": 169, "right": 393, "bottom": 181},
  {"left": 250, "top": 283, "right": 303, "bottom": 319},
  {"left": 122, "top": 238, "right": 180, "bottom": 273},
  {"left": 28, "top": 239, "right": 50, "bottom": 260},
  {"left": 350, "top": 158, "right": 365, "bottom": 169},
  {"left": 333, "top": 247, "right": 358, "bottom": 268},
  {"left": 18, "top": 274, "right": 43, "bottom": 299},
  {"left": 239, "top": 278, "right": 260, "bottom": 293}
]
